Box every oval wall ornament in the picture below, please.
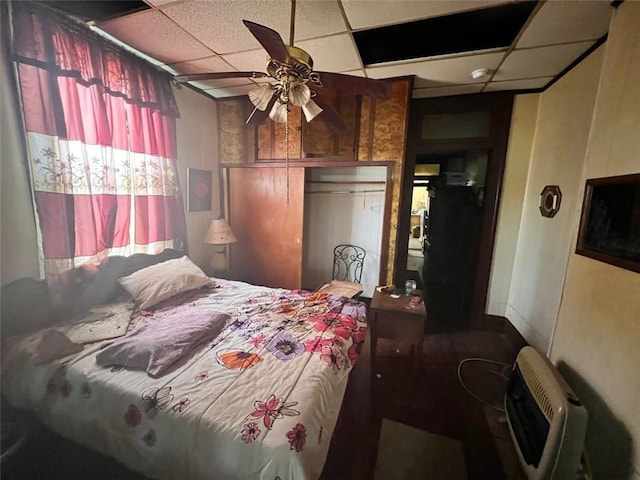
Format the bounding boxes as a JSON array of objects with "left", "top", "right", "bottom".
[{"left": 539, "top": 185, "right": 562, "bottom": 218}]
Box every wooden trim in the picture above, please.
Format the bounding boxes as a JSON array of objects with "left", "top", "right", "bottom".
[
  {"left": 395, "top": 92, "right": 515, "bottom": 329},
  {"left": 353, "top": 96, "right": 362, "bottom": 160},
  {"left": 575, "top": 173, "right": 640, "bottom": 273},
  {"left": 470, "top": 94, "right": 514, "bottom": 329},
  {"left": 221, "top": 160, "right": 395, "bottom": 168},
  {"left": 333, "top": 93, "right": 342, "bottom": 155},
  {"left": 379, "top": 164, "right": 394, "bottom": 284},
  {"left": 367, "top": 99, "right": 376, "bottom": 161},
  {"left": 392, "top": 76, "right": 416, "bottom": 284},
  {"left": 269, "top": 119, "right": 276, "bottom": 159},
  {"left": 306, "top": 181, "right": 386, "bottom": 185}
]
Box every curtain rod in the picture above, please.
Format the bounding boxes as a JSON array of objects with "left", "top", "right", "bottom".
[
  {"left": 305, "top": 189, "right": 386, "bottom": 195},
  {"left": 306, "top": 180, "right": 386, "bottom": 185}
]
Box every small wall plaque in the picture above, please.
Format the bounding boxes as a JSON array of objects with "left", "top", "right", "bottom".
[{"left": 539, "top": 185, "right": 562, "bottom": 218}]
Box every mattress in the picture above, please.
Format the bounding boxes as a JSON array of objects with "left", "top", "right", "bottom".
[{"left": 1, "top": 279, "right": 368, "bottom": 480}]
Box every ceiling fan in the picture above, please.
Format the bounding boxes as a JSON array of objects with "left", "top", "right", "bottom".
[{"left": 174, "top": 0, "right": 391, "bottom": 134}]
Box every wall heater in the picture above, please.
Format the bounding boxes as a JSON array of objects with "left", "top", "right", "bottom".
[{"left": 505, "top": 346, "right": 588, "bottom": 480}]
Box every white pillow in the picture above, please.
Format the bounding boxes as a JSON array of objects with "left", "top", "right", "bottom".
[{"left": 119, "top": 256, "right": 211, "bottom": 309}]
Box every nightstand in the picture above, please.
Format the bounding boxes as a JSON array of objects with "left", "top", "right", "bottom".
[{"left": 369, "top": 289, "right": 427, "bottom": 378}]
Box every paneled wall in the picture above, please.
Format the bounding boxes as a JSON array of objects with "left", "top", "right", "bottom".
[
  {"left": 218, "top": 78, "right": 412, "bottom": 283},
  {"left": 549, "top": 3, "right": 640, "bottom": 478}
]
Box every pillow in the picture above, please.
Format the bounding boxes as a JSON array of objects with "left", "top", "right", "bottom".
[
  {"left": 80, "top": 249, "right": 185, "bottom": 309},
  {"left": 95, "top": 311, "right": 231, "bottom": 377},
  {"left": 118, "top": 256, "right": 211, "bottom": 310}
]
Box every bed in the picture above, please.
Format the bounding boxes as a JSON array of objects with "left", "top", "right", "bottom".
[{"left": 1, "top": 251, "right": 367, "bottom": 480}]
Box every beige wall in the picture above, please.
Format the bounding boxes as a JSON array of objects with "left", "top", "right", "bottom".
[
  {"left": 1, "top": 44, "right": 40, "bottom": 284},
  {"left": 504, "top": 47, "right": 604, "bottom": 351},
  {"left": 492, "top": 2, "right": 640, "bottom": 478},
  {"left": 550, "top": 2, "right": 640, "bottom": 478},
  {"left": 173, "top": 85, "right": 220, "bottom": 272},
  {"left": 487, "top": 94, "right": 539, "bottom": 316}
]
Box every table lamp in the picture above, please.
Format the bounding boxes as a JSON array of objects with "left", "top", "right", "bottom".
[{"left": 204, "top": 218, "right": 237, "bottom": 275}]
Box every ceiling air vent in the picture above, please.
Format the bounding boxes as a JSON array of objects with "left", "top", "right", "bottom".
[{"left": 354, "top": 1, "right": 537, "bottom": 66}]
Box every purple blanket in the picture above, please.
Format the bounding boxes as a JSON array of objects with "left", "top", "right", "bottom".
[{"left": 96, "top": 309, "right": 231, "bottom": 377}]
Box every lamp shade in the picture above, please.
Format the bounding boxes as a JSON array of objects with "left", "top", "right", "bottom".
[{"left": 204, "top": 218, "right": 237, "bottom": 245}]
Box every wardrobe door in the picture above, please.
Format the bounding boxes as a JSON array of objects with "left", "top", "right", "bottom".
[{"left": 228, "top": 167, "right": 305, "bottom": 289}]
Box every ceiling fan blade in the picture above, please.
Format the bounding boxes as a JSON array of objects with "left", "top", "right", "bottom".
[
  {"left": 243, "top": 20, "right": 290, "bottom": 64},
  {"left": 312, "top": 94, "right": 350, "bottom": 135},
  {"left": 314, "top": 71, "right": 392, "bottom": 99},
  {"left": 247, "top": 95, "right": 278, "bottom": 125},
  {"left": 174, "top": 71, "right": 268, "bottom": 83}
]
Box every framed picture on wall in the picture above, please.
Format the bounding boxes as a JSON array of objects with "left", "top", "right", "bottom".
[
  {"left": 576, "top": 173, "right": 640, "bottom": 273},
  {"left": 187, "top": 168, "right": 213, "bottom": 212}
]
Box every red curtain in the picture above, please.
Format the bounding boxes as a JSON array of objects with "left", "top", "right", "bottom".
[{"left": 11, "top": 2, "right": 186, "bottom": 279}]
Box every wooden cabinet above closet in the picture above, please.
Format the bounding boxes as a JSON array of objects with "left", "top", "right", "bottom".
[
  {"left": 255, "top": 91, "right": 360, "bottom": 160},
  {"left": 217, "top": 77, "right": 412, "bottom": 164}
]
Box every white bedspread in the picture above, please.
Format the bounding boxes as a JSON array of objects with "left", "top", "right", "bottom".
[{"left": 1, "top": 280, "right": 367, "bottom": 480}]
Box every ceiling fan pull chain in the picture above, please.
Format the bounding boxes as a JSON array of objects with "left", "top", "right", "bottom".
[
  {"left": 289, "top": 0, "right": 296, "bottom": 46},
  {"left": 286, "top": 106, "right": 290, "bottom": 206}
]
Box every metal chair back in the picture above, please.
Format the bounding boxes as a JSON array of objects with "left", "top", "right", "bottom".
[{"left": 332, "top": 244, "right": 366, "bottom": 284}]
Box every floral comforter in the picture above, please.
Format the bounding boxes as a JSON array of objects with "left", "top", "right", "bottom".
[{"left": 1, "top": 280, "right": 368, "bottom": 480}]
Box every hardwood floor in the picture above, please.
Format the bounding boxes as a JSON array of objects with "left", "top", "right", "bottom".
[
  {"left": 2, "top": 326, "right": 526, "bottom": 480},
  {"left": 322, "top": 327, "right": 526, "bottom": 480}
]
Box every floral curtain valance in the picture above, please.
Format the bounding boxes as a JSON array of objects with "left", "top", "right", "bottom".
[{"left": 11, "top": 1, "right": 179, "bottom": 118}]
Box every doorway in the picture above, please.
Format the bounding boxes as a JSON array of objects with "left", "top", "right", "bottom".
[
  {"left": 396, "top": 93, "right": 514, "bottom": 329},
  {"left": 409, "top": 150, "right": 490, "bottom": 328}
]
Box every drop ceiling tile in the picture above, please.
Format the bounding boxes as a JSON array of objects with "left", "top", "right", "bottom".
[
  {"left": 145, "top": 0, "right": 181, "bottom": 6},
  {"left": 296, "top": 34, "right": 362, "bottom": 73},
  {"left": 204, "top": 84, "right": 258, "bottom": 98},
  {"left": 366, "top": 51, "right": 506, "bottom": 87},
  {"left": 412, "top": 84, "right": 483, "bottom": 99},
  {"left": 223, "top": 49, "right": 272, "bottom": 74},
  {"left": 517, "top": 0, "right": 612, "bottom": 48},
  {"left": 98, "top": 10, "right": 213, "bottom": 64},
  {"left": 493, "top": 41, "right": 594, "bottom": 81},
  {"left": 483, "top": 77, "right": 554, "bottom": 92},
  {"left": 161, "top": 0, "right": 347, "bottom": 56},
  {"left": 170, "top": 55, "right": 233, "bottom": 73},
  {"left": 342, "top": 0, "right": 510, "bottom": 30}
]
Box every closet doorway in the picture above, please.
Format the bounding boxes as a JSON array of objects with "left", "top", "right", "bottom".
[
  {"left": 224, "top": 162, "right": 393, "bottom": 296},
  {"left": 397, "top": 93, "right": 514, "bottom": 329}
]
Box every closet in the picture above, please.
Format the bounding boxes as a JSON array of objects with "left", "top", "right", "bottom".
[{"left": 223, "top": 162, "right": 392, "bottom": 296}]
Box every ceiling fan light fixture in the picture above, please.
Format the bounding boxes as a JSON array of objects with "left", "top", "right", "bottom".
[
  {"left": 288, "top": 82, "right": 311, "bottom": 107},
  {"left": 301, "top": 99, "right": 323, "bottom": 122},
  {"left": 269, "top": 100, "right": 288, "bottom": 123},
  {"left": 248, "top": 84, "right": 274, "bottom": 111}
]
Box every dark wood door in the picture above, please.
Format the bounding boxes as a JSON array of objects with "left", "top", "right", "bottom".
[
  {"left": 398, "top": 93, "right": 514, "bottom": 328},
  {"left": 228, "top": 167, "right": 305, "bottom": 290}
]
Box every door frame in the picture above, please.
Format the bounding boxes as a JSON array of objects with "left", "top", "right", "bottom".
[{"left": 395, "top": 92, "right": 514, "bottom": 327}]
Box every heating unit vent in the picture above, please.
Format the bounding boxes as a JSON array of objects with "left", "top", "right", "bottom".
[{"left": 505, "top": 346, "right": 588, "bottom": 480}]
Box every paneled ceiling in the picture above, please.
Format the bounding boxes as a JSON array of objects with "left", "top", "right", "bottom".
[{"left": 54, "top": 0, "right": 614, "bottom": 100}]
